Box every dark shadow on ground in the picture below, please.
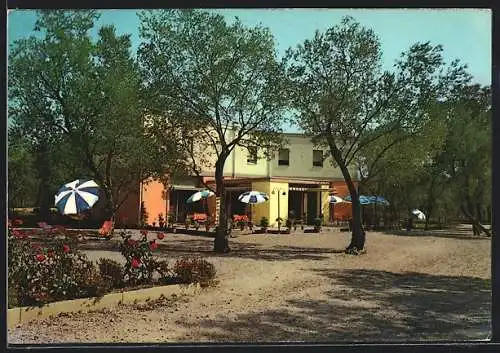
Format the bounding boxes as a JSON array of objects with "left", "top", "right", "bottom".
[
  {"left": 183, "top": 269, "right": 491, "bottom": 342},
  {"left": 154, "top": 238, "right": 344, "bottom": 261},
  {"left": 77, "top": 236, "right": 345, "bottom": 261},
  {"left": 381, "top": 228, "right": 491, "bottom": 241}
]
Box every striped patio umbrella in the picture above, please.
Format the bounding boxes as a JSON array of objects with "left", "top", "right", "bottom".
[
  {"left": 328, "top": 195, "right": 349, "bottom": 204},
  {"left": 186, "top": 189, "right": 215, "bottom": 203},
  {"left": 54, "top": 179, "right": 100, "bottom": 215},
  {"left": 238, "top": 191, "right": 269, "bottom": 204},
  {"left": 412, "top": 209, "right": 426, "bottom": 220},
  {"left": 344, "top": 195, "right": 389, "bottom": 206}
]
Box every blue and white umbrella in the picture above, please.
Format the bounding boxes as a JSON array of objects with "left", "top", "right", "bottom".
[
  {"left": 186, "top": 189, "right": 215, "bottom": 203},
  {"left": 412, "top": 209, "right": 426, "bottom": 220},
  {"left": 329, "top": 195, "right": 349, "bottom": 204},
  {"left": 54, "top": 179, "right": 100, "bottom": 215},
  {"left": 344, "top": 195, "right": 390, "bottom": 206},
  {"left": 238, "top": 191, "right": 269, "bottom": 204}
]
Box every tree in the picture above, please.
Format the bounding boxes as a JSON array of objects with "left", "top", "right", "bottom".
[
  {"left": 357, "top": 101, "right": 449, "bottom": 229},
  {"left": 138, "top": 9, "right": 289, "bottom": 252},
  {"left": 285, "top": 16, "right": 470, "bottom": 253},
  {"left": 7, "top": 130, "right": 38, "bottom": 211},
  {"left": 8, "top": 10, "right": 184, "bottom": 227},
  {"left": 436, "top": 84, "right": 491, "bottom": 236}
]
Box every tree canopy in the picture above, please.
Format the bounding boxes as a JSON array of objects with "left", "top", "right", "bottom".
[
  {"left": 138, "top": 9, "right": 290, "bottom": 252},
  {"left": 8, "top": 10, "right": 185, "bottom": 224}
]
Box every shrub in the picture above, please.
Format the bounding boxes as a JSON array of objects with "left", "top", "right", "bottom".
[
  {"left": 314, "top": 217, "right": 322, "bottom": 227},
  {"left": 173, "top": 257, "right": 216, "bottom": 287},
  {"left": 260, "top": 217, "right": 269, "bottom": 227},
  {"left": 8, "top": 226, "right": 107, "bottom": 307},
  {"left": 98, "top": 258, "right": 124, "bottom": 289},
  {"left": 118, "top": 229, "right": 162, "bottom": 285},
  {"left": 158, "top": 213, "right": 165, "bottom": 228}
]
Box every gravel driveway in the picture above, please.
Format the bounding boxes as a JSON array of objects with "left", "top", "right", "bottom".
[{"left": 8, "top": 228, "right": 491, "bottom": 344}]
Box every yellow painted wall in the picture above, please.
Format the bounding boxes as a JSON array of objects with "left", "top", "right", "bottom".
[
  {"left": 250, "top": 180, "right": 290, "bottom": 227},
  {"left": 269, "top": 181, "right": 289, "bottom": 227},
  {"left": 227, "top": 144, "right": 268, "bottom": 178},
  {"left": 271, "top": 134, "right": 358, "bottom": 181},
  {"left": 321, "top": 184, "right": 330, "bottom": 225},
  {"left": 251, "top": 181, "right": 270, "bottom": 226}
]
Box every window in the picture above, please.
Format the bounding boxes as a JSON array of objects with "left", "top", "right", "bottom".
[
  {"left": 247, "top": 147, "right": 257, "bottom": 164},
  {"left": 313, "top": 150, "right": 323, "bottom": 167},
  {"left": 278, "top": 148, "right": 290, "bottom": 166}
]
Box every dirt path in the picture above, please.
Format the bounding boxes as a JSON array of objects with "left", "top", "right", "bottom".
[{"left": 8, "top": 230, "right": 491, "bottom": 343}]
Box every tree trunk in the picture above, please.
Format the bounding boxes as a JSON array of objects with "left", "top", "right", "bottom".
[
  {"left": 103, "top": 187, "right": 116, "bottom": 234},
  {"left": 327, "top": 141, "right": 365, "bottom": 254},
  {"left": 213, "top": 153, "right": 230, "bottom": 253},
  {"left": 460, "top": 203, "right": 491, "bottom": 237}
]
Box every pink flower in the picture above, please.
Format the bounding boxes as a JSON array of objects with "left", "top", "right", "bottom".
[
  {"left": 157, "top": 232, "right": 165, "bottom": 240},
  {"left": 131, "top": 258, "right": 141, "bottom": 268},
  {"left": 63, "top": 244, "right": 70, "bottom": 253},
  {"left": 127, "top": 239, "right": 138, "bottom": 247},
  {"left": 36, "top": 254, "right": 46, "bottom": 262},
  {"left": 140, "top": 230, "right": 148, "bottom": 236},
  {"left": 149, "top": 240, "right": 159, "bottom": 251}
]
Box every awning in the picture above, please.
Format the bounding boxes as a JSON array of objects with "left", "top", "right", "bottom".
[
  {"left": 170, "top": 185, "right": 205, "bottom": 191},
  {"left": 289, "top": 187, "right": 337, "bottom": 192}
]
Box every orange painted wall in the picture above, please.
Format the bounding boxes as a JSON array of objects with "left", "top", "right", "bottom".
[
  {"left": 115, "top": 189, "right": 140, "bottom": 226},
  {"left": 141, "top": 180, "right": 168, "bottom": 226}
]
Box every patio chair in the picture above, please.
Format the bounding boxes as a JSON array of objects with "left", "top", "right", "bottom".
[{"left": 98, "top": 220, "right": 114, "bottom": 239}]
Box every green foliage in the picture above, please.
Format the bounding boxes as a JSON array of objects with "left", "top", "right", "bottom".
[
  {"left": 8, "top": 10, "right": 186, "bottom": 220},
  {"left": 98, "top": 258, "right": 123, "bottom": 288},
  {"left": 8, "top": 226, "right": 107, "bottom": 307},
  {"left": 118, "top": 229, "right": 161, "bottom": 284},
  {"left": 260, "top": 217, "right": 269, "bottom": 227},
  {"left": 173, "top": 256, "right": 217, "bottom": 287},
  {"left": 284, "top": 16, "right": 472, "bottom": 248},
  {"left": 138, "top": 9, "right": 289, "bottom": 251},
  {"left": 7, "top": 132, "right": 38, "bottom": 209}
]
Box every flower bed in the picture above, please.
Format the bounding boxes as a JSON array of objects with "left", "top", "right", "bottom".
[{"left": 8, "top": 222, "right": 216, "bottom": 309}]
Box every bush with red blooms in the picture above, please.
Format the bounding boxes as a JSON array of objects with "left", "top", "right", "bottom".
[
  {"left": 8, "top": 225, "right": 107, "bottom": 307},
  {"left": 8, "top": 223, "right": 217, "bottom": 308},
  {"left": 118, "top": 229, "right": 170, "bottom": 285}
]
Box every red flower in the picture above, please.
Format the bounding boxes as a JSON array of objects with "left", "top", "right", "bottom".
[
  {"left": 12, "top": 229, "right": 27, "bottom": 239},
  {"left": 63, "top": 244, "right": 70, "bottom": 253},
  {"left": 127, "top": 239, "right": 138, "bottom": 247},
  {"left": 131, "top": 258, "right": 141, "bottom": 268},
  {"left": 140, "top": 230, "right": 148, "bottom": 236},
  {"left": 157, "top": 232, "right": 165, "bottom": 240},
  {"left": 149, "top": 240, "right": 159, "bottom": 251},
  {"left": 13, "top": 219, "right": 23, "bottom": 225},
  {"left": 36, "top": 254, "right": 46, "bottom": 262}
]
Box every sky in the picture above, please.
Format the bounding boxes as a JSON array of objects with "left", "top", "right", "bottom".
[{"left": 7, "top": 9, "right": 492, "bottom": 131}]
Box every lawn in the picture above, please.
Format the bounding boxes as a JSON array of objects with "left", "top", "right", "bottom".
[{"left": 8, "top": 227, "right": 491, "bottom": 343}]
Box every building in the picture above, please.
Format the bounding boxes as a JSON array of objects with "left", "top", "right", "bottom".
[{"left": 116, "top": 131, "right": 357, "bottom": 227}]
